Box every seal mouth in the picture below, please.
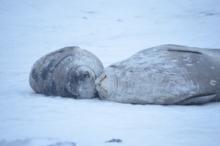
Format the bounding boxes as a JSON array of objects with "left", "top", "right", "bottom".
[{"left": 95, "top": 72, "right": 118, "bottom": 99}]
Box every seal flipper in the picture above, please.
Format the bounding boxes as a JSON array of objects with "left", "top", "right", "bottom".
[
  {"left": 175, "top": 93, "right": 217, "bottom": 105},
  {"left": 167, "top": 48, "right": 203, "bottom": 54}
]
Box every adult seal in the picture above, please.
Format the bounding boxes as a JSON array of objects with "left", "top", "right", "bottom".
[
  {"left": 30, "top": 46, "right": 104, "bottom": 99},
  {"left": 96, "top": 44, "right": 220, "bottom": 105}
]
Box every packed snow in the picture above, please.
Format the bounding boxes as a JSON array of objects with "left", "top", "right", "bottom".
[{"left": 0, "top": 0, "right": 220, "bottom": 146}]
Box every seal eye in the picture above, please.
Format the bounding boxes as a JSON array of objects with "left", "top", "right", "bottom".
[{"left": 82, "top": 71, "right": 90, "bottom": 78}]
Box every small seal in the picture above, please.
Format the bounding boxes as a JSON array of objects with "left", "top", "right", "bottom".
[{"left": 29, "top": 46, "right": 104, "bottom": 99}]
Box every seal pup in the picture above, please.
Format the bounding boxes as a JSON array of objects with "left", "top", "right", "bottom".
[
  {"left": 96, "top": 44, "right": 220, "bottom": 105},
  {"left": 30, "top": 46, "right": 104, "bottom": 99}
]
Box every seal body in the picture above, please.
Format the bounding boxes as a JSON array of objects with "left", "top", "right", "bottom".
[
  {"left": 30, "top": 46, "right": 104, "bottom": 99},
  {"left": 96, "top": 44, "right": 220, "bottom": 105}
]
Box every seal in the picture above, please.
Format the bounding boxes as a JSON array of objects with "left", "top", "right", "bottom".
[
  {"left": 96, "top": 44, "right": 220, "bottom": 105},
  {"left": 29, "top": 46, "right": 104, "bottom": 99}
]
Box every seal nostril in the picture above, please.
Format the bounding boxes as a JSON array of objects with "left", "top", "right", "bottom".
[
  {"left": 100, "top": 74, "right": 107, "bottom": 82},
  {"left": 95, "top": 73, "right": 106, "bottom": 85},
  {"left": 95, "top": 71, "right": 118, "bottom": 100}
]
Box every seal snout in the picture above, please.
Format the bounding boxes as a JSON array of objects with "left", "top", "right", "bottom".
[{"left": 95, "top": 71, "right": 118, "bottom": 99}]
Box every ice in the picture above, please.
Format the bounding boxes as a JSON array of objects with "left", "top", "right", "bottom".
[
  {"left": 0, "top": 139, "right": 76, "bottom": 146},
  {"left": 0, "top": 0, "right": 220, "bottom": 146}
]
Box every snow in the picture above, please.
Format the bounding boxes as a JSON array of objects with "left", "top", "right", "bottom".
[{"left": 0, "top": 0, "right": 220, "bottom": 146}]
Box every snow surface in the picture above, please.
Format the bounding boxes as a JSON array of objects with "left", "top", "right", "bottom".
[{"left": 0, "top": 0, "right": 220, "bottom": 146}]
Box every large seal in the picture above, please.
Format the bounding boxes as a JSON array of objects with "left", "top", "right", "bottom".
[
  {"left": 96, "top": 44, "right": 220, "bottom": 105},
  {"left": 29, "top": 46, "right": 104, "bottom": 99}
]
